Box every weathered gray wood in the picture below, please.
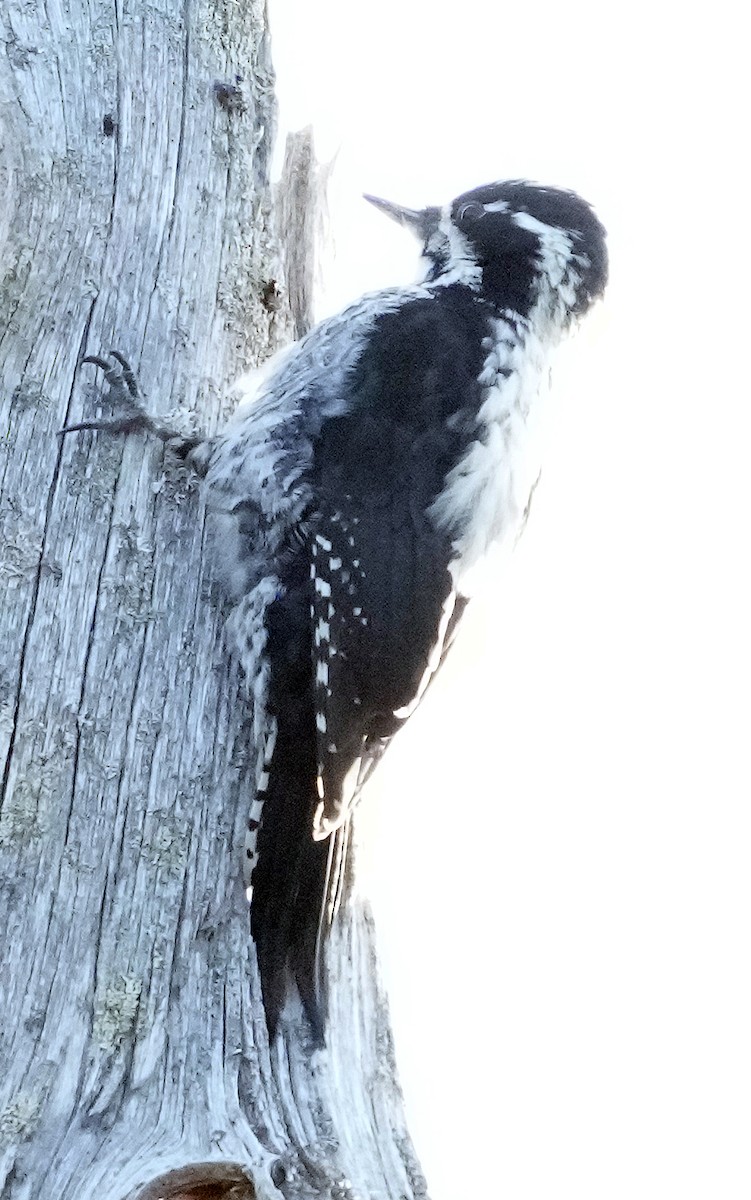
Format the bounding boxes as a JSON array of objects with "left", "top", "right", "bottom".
[{"left": 0, "top": 5, "right": 426, "bottom": 1198}]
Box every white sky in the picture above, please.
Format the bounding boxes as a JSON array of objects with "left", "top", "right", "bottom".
[{"left": 268, "top": 2, "right": 750, "bottom": 1197}]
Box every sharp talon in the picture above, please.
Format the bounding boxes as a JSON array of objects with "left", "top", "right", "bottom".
[
  {"left": 80, "top": 354, "right": 126, "bottom": 394},
  {"left": 108, "top": 351, "right": 140, "bottom": 400},
  {"left": 109, "top": 350, "right": 133, "bottom": 372},
  {"left": 59, "top": 415, "right": 147, "bottom": 438},
  {"left": 80, "top": 355, "right": 112, "bottom": 372},
  {"left": 59, "top": 421, "right": 94, "bottom": 437}
]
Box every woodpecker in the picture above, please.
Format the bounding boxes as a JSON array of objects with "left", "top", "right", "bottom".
[{"left": 62, "top": 179, "right": 607, "bottom": 1042}]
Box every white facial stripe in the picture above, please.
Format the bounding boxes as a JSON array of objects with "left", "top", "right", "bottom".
[
  {"left": 431, "top": 203, "right": 482, "bottom": 289},
  {"left": 513, "top": 211, "right": 575, "bottom": 290},
  {"left": 513, "top": 210, "right": 556, "bottom": 237}
]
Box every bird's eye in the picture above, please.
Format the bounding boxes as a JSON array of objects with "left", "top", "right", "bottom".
[{"left": 457, "top": 201, "right": 485, "bottom": 222}]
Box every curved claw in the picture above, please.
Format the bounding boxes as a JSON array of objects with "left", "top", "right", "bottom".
[
  {"left": 62, "top": 351, "right": 151, "bottom": 440},
  {"left": 63, "top": 350, "right": 207, "bottom": 467},
  {"left": 80, "top": 350, "right": 141, "bottom": 403},
  {"left": 58, "top": 414, "right": 152, "bottom": 438},
  {"left": 80, "top": 354, "right": 113, "bottom": 372},
  {"left": 105, "top": 351, "right": 139, "bottom": 396}
]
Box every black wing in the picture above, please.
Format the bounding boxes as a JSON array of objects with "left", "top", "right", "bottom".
[
  {"left": 250, "top": 288, "right": 488, "bottom": 1039},
  {"left": 310, "top": 290, "right": 486, "bottom": 832}
]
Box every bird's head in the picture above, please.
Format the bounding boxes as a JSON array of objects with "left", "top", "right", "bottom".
[{"left": 365, "top": 180, "right": 607, "bottom": 321}]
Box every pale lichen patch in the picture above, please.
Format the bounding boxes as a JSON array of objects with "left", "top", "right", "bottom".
[
  {"left": 0, "top": 501, "right": 44, "bottom": 584},
  {"left": 143, "top": 815, "right": 190, "bottom": 874},
  {"left": 0, "top": 775, "right": 48, "bottom": 844},
  {"left": 92, "top": 974, "right": 143, "bottom": 1051},
  {"left": 0, "top": 1091, "right": 43, "bottom": 1145}
]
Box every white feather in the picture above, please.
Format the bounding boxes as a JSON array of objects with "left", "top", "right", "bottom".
[{"left": 430, "top": 299, "right": 569, "bottom": 598}]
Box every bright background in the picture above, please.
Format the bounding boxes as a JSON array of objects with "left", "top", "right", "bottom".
[{"left": 268, "top": 2, "right": 750, "bottom": 1197}]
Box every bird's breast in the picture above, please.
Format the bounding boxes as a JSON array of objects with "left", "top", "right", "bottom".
[{"left": 429, "top": 318, "right": 552, "bottom": 596}]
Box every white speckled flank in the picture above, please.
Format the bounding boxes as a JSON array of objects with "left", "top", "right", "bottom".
[
  {"left": 242, "top": 695, "right": 279, "bottom": 889},
  {"left": 225, "top": 574, "right": 280, "bottom": 743},
  {"left": 222, "top": 573, "right": 283, "bottom": 890}
]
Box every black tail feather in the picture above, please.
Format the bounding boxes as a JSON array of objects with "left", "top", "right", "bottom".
[
  {"left": 249, "top": 564, "right": 337, "bottom": 1043},
  {"left": 249, "top": 701, "right": 331, "bottom": 1039}
]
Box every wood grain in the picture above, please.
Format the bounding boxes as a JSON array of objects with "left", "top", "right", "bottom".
[{"left": 0, "top": 5, "right": 426, "bottom": 1197}]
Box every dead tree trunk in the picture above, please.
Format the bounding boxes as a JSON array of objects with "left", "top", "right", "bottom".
[{"left": 0, "top": 5, "right": 427, "bottom": 1198}]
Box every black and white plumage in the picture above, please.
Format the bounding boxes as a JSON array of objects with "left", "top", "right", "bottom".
[
  {"left": 204, "top": 179, "right": 607, "bottom": 1040},
  {"left": 64, "top": 180, "right": 607, "bottom": 1042}
]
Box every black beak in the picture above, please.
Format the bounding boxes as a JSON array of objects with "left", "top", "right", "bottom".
[{"left": 363, "top": 194, "right": 430, "bottom": 238}]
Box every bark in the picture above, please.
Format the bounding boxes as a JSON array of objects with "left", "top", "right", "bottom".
[{"left": 0, "top": 5, "right": 426, "bottom": 1198}]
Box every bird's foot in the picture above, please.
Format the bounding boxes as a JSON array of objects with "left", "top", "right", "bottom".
[{"left": 59, "top": 351, "right": 204, "bottom": 461}]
